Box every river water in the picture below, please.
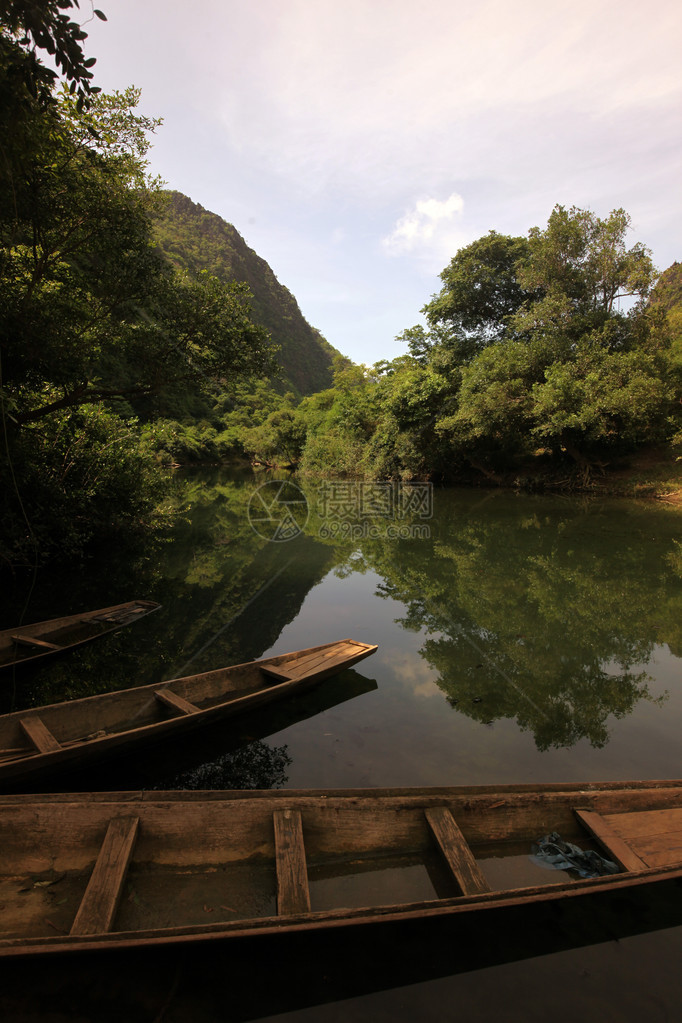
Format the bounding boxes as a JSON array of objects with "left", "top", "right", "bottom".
[{"left": 1, "top": 469, "right": 682, "bottom": 1019}]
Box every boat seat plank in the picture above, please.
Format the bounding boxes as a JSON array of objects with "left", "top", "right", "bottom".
[
  {"left": 261, "top": 655, "right": 330, "bottom": 682},
  {"left": 19, "top": 716, "right": 62, "bottom": 754},
  {"left": 626, "top": 832, "right": 682, "bottom": 868},
  {"left": 70, "top": 817, "right": 140, "bottom": 936},
  {"left": 288, "top": 652, "right": 354, "bottom": 678},
  {"left": 262, "top": 643, "right": 362, "bottom": 683},
  {"left": 273, "top": 809, "right": 311, "bottom": 916},
  {"left": 262, "top": 648, "right": 346, "bottom": 682},
  {"left": 91, "top": 606, "right": 148, "bottom": 624},
  {"left": 599, "top": 808, "right": 682, "bottom": 869},
  {"left": 11, "top": 635, "right": 62, "bottom": 651},
  {"left": 289, "top": 642, "right": 362, "bottom": 673},
  {"left": 154, "top": 689, "right": 199, "bottom": 716},
  {"left": 575, "top": 809, "right": 648, "bottom": 871},
  {"left": 425, "top": 807, "right": 491, "bottom": 895},
  {"left": 601, "top": 807, "right": 682, "bottom": 841}
]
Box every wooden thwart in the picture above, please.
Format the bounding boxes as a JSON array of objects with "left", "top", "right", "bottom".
[
  {"left": 425, "top": 807, "right": 491, "bottom": 895},
  {"left": 11, "top": 635, "right": 61, "bottom": 651},
  {"left": 20, "top": 717, "right": 62, "bottom": 755},
  {"left": 154, "top": 689, "right": 199, "bottom": 716},
  {"left": 70, "top": 817, "right": 139, "bottom": 936},
  {"left": 273, "top": 809, "right": 311, "bottom": 915},
  {"left": 575, "top": 809, "right": 648, "bottom": 871}
]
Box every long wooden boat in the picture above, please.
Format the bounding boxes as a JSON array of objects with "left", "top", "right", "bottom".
[
  {"left": 1, "top": 780, "right": 682, "bottom": 958},
  {"left": 0, "top": 600, "right": 161, "bottom": 674},
  {"left": 0, "top": 640, "right": 377, "bottom": 782}
]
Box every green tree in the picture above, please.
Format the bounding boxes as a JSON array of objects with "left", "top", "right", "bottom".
[
  {"left": 0, "top": 0, "right": 106, "bottom": 109},
  {"left": 242, "top": 407, "right": 307, "bottom": 466},
  {"left": 531, "top": 346, "right": 673, "bottom": 462},
  {"left": 429, "top": 207, "right": 670, "bottom": 472},
  {"left": 418, "top": 231, "right": 534, "bottom": 362},
  {"left": 0, "top": 85, "right": 275, "bottom": 427},
  {"left": 0, "top": 27, "right": 276, "bottom": 560},
  {"left": 518, "top": 206, "right": 656, "bottom": 319}
]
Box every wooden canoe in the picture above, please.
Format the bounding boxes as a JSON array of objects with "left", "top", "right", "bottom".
[
  {"left": 0, "top": 640, "right": 378, "bottom": 782},
  {"left": 1, "top": 780, "right": 682, "bottom": 957},
  {"left": 0, "top": 600, "right": 161, "bottom": 674}
]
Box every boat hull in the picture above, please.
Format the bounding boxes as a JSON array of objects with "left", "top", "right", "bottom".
[
  {"left": 0, "top": 601, "right": 161, "bottom": 673},
  {"left": 0, "top": 781, "right": 681, "bottom": 957},
  {"left": 0, "top": 641, "right": 378, "bottom": 782}
]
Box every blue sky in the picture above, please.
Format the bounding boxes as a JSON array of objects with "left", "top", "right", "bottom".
[{"left": 85, "top": 0, "right": 681, "bottom": 364}]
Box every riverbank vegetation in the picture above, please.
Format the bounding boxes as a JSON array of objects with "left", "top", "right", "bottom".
[
  {"left": 1, "top": 3, "right": 680, "bottom": 569},
  {"left": 0, "top": 4, "right": 276, "bottom": 563},
  {"left": 244, "top": 211, "right": 682, "bottom": 493}
]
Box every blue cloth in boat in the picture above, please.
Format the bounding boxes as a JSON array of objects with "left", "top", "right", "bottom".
[{"left": 531, "top": 832, "right": 619, "bottom": 878}]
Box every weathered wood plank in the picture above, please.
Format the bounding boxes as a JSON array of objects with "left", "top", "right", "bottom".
[
  {"left": 600, "top": 809, "right": 682, "bottom": 868},
  {"left": 575, "top": 809, "right": 648, "bottom": 871},
  {"left": 11, "top": 635, "right": 61, "bottom": 651},
  {"left": 274, "top": 809, "right": 311, "bottom": 915},
  {"left": 262, "top": 642, "right": 364, "bottom": 682},
  {"left": 154, "top": 689, "right": 199, "bottom": 716},
  {"left": 19, "top": 716, "right": 62, "bottom": 754},
  {"left": 627, "top": 833, "right": 682, "bottom": 868},
  {"left": 262, "top": 648, "right": 341, "bottom": 681},
  {"left": 603, "top": 808, "right": 682, "bottom": 841},
  {"left": 425, "top": 807, "right": 491, "bottom": 895},
  {"left": 260, "top": 664, "right": 295, "bottom": 682},
  {"left": 0, "top": 746, "right": 30, "bottom": 759},
  {"left": 285, "top": 643, "right": 360, "bottom": 678},
  {"left": 70, "top": 816, "right": 139, "bottom": 935}
]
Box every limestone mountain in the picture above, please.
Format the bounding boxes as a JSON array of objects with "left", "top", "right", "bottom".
[{"left": 154, "top": 191, "right": 337, "bottom": 395}]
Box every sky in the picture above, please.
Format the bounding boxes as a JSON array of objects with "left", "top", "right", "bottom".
[{"left": 83, "top": 0, "right": 682, "bottom": 364}]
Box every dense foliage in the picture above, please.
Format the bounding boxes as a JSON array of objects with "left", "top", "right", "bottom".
[
  {"left": 2, "top": 2, "right": 679, "bottom": 568},
  {"left": 0, "top": 18, "right": 276, "bottom": 563},
  {"left": 0, "top": 0, "right": 105, "bottom": 108},
  {"left": 242, "top": 207, "right": 680, "bottom": 485}
]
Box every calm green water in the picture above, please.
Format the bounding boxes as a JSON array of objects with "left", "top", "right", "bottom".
[
  {"left": 2, "top": 469, "right": 682, "bottom": 1020},
  {"left": 2, "top": 468, "right": 681, "bottom": 791}
]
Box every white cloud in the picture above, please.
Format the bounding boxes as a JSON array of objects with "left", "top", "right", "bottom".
[{"left": 382, "top": 193, "right": 466, "bottom": 259}]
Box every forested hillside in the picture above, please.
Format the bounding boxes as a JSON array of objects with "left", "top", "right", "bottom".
[
  {"left": 0, "top": 6, "right": 280, "bottom": 563},
  {"left": 154, "top": 192, "right": 336, "bottom": 395}
]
